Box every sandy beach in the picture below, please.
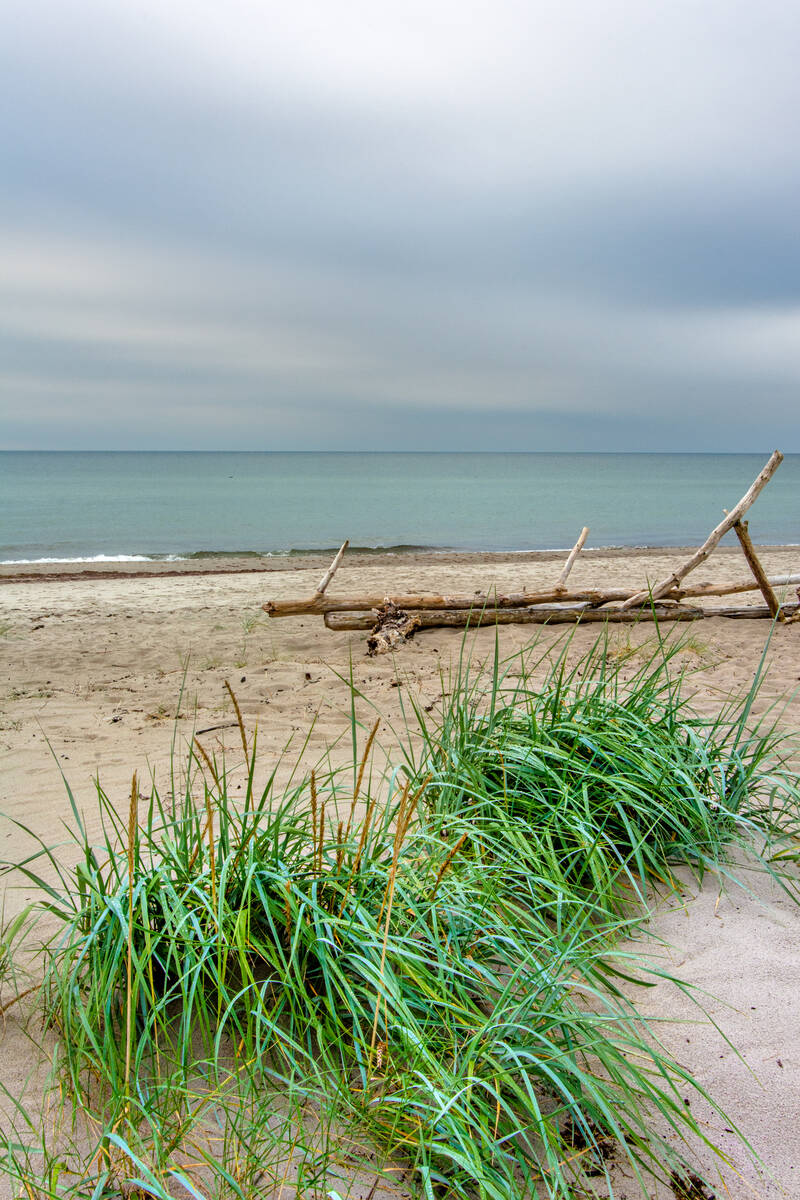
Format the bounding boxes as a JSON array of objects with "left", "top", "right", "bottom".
[
  {"left": 1, "top": 546, "right": 799, "bottom": 1197},
  {"left": 7, "top": 0, "right": 800, "bottom": 1187}
]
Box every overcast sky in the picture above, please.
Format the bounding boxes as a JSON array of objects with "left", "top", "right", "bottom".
[{"left": 2, "top": 0, "right": 800, "bottom": 450}]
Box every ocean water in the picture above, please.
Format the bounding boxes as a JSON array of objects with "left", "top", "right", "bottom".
[{"left": 1, "top": 451, "right": 798, "bottom": 561}]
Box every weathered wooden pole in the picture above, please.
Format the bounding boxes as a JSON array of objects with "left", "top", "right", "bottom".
[
  {"left": 620, "top": 451, "right": 784, "bottom": 610},
  {"left": 554, "top": 527, "right": 589, "bottom": 591},
  {"left": 314, "top": 540, "right": 349, "bottom": 598},
  {"left": 733, "top": 521, "right": 784, "bottom": 621}
]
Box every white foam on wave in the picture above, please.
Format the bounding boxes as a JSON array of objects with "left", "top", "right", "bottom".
[{"left": 1, "top": 554, "right": 187, "bottom": 564}]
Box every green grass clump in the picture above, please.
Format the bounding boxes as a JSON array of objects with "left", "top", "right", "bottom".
[
  {"left": 2, "top": 630, "right": 798, "bottom": 1199},
  {"left": 402, "top": 631, "right": 800, "bottom": 922}
]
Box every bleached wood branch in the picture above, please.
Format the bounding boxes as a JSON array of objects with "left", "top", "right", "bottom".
[
  {"left": 263, "top": 572, "right": 800, "bottom": 618},
  {"left": 324, "top": 600, "right": 800, "bottom": 632},
  {"left": 554, "top": 527, "right": 589, "bottom": 591},
  {"left": 733, "top": 520, "right": 784, "bottom": 622},
  {"left": 314, "top": 540, "right": 349, "bottom": 597},
  {"left": 619, "top": 451, "right": 784, "bottom": 610}
]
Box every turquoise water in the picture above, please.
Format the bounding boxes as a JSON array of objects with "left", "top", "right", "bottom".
[{"left": 1, "top": 452, "right": 798, "bottom": 561}]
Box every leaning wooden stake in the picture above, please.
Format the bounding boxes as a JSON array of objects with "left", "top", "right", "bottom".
[
  {"left": 620, "top": 451, "right": 784, "bottom": 610},
  {"left": 315, "top": 540, "right": 349, "bottom": 598},
  {"left": 733, "top": 520, "right": 784, "bottom": 622},
  {"left": 555, "top": 527, "right": 589, "bottom": 591}
]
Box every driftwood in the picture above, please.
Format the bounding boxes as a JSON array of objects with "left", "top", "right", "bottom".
[
  {"left": 366, "top": 602, "right": 421, "bottom": 656},
  {"left": 264, "top": 573, "right": 800, "bottom": 618},
  {"left": 733, "top": 520, "right": 784, "bottom": 621},
  {"left": 314, "top": 540, "right": 349, "bottom": 598},
  {"left": 265, "top": 532, "right": 588, "bottom": 618},
  {"left": 261, "top": 450, "right": 795, "bottom": 649},
  {"left": 620, "top": 451, "right": 784, "bottom": 609},
  {"left": 326, "top": 601, "right": 800, "bottom": 633},
  {"left": 555, "top": 527, "right": 589, "bottom": 591}
]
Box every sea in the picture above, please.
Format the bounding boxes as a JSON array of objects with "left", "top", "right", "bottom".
[{"left": 1, "top": 451, "right": 798, "bottom": 562}]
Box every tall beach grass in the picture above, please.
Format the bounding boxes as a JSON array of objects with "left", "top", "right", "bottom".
[{"left": 1, "top": 627, "right": 798, "bottom": 1199}]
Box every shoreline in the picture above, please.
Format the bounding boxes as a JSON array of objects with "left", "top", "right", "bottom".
[{"left": 2, "top": 541, "right": 797, "bottom": 583}]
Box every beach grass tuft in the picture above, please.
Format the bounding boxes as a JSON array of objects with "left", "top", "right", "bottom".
[
  {"left": 1, "top": 630, "right": 798, "bottom": 1198},
  {"left": 399, "top": 630, "right": 800, "bottom": 924}
]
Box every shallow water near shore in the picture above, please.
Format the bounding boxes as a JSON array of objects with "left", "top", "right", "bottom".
[{"left": 2, "top": 450, "right": 799, "bottom": 560}]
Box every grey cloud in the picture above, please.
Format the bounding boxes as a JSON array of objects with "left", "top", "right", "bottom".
[
  {"left": 2, "top": 0, "right": 800, "bottom": 448},
  {"left": 3, "top": 228, "right": 800, "bottom": 452}
]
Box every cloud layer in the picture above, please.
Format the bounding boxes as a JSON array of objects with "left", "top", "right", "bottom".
[{"left": 2, "top": 0, "right": 800, "bottom": 449}]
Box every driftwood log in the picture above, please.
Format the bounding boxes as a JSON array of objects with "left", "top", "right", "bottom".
[
  {"left": 264, "top": 573, "right": 800, "bottom": 618},
  {"left": 260, "top": 451, "right": 796, "bottom": 651},
  {"left": 326, "top": 601, "right": 800, "bottom": 633}
]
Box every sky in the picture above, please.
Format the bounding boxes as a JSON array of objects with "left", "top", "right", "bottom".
[{"left": 2, "top": 0, "right": 800, "bottom": 451}]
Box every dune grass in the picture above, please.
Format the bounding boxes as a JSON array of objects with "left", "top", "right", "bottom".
[
  {"left": 1, "top": 628, "right": 798, "bottom": 1198},
  {"left": 399, "top": 629, "right": 800, "bottom": 920}
]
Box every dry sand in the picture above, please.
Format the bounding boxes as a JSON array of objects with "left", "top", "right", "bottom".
[{"left": 1, "top": 546, "right": 799, "bottom": 1197}]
